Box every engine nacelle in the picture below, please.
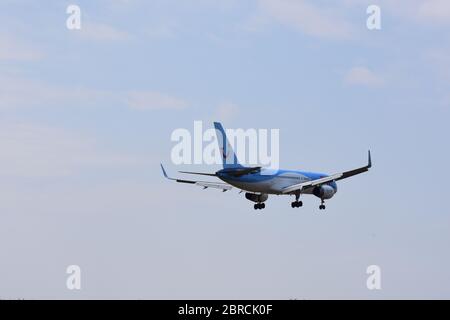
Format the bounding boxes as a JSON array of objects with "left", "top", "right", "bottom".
[
  {"left": 245, "top": 193, "right": 268, "bottom": 203},
  {"left": 313, "top": 185, "right": 335, "bottom": 200}
]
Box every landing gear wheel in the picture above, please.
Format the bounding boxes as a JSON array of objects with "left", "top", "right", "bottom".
[
  {"left": 319, "top": 199, "right": 326, "bottom": 210},
  {"left": 254, "top": 203, "right": 265, "bottom": 210},
  {"left": 292, "top": 191, "right": 302, "bottom": 208},
  {"left": 291, "top": 201, "right": 303, "bottom": 208}
]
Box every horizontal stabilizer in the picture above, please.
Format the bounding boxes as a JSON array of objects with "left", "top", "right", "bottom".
[
  {"left": 179, "top": 171, "right": 217, "bottom": 177},
  {"left": 161, "top": 164, "right": 232, "bottom": 192}
]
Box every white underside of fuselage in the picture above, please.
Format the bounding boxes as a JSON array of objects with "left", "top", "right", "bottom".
[{"left": 220, "top": 171, "right": 314, "bottom": 195}]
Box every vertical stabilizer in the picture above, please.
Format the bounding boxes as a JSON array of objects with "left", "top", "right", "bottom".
[{"left": 213, "top": 122, "right": 243, "bottom": 169}]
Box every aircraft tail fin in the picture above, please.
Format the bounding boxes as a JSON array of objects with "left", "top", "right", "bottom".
[{"left": 213, "top": 122, "right": 243, "bottom": 169}]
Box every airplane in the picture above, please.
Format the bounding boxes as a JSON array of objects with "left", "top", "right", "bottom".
[{"left": 161, "top": 122, "right": 371, "bottom": 210}]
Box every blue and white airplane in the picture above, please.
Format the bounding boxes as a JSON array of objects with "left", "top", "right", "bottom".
[{"left": 161, "top": 122, "right": 371, "bottom": 210}]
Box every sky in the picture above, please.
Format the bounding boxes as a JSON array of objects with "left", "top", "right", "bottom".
[{"left": 0, "top": 0, "right": 450, "bottom": 299}]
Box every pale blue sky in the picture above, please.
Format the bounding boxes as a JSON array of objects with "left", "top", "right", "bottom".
[{"left": 0, "top": 0, "right": 449, "bottom": 299}]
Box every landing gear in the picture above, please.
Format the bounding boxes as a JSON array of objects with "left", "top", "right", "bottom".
[
  {"left": 291, "top": 201, "right": 303, "bottom": 208},
  {"left": 254, "top": 203, "right": 265, "bottom": 210},
  {"left": 319, "top": 199, "right": 326, "bottom": 210},
  {"left": 247, "top": 193, "right": 268, "bottom": 210},
  {"left": 291, "top": 191, "right": 303, "bottom": 208}
]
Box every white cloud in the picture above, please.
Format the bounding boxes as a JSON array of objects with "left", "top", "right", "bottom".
[
  {"left": 345, "top": 0, "right": 450, "bottom": 26},
  {"left": 214, "top": 102, "right": 239, "bottom": 121},
  {"left": 344, "top": 66, "right": 384, "bottom": 87},
  {"left": 418, "top": 0, "right": 450, "bottom": 23},
  {"left": 145, "top": 24, "right": 177, "bottom": 39},
  {"left": 0, "top": 32, "right": 43, "bottom": 61},
  {"left": 0, "top": 75, "right": 115, "bottom": 109},
  {"left": 0, "top": 75, "right": 188, "bottom": 112},
  {"left": 425, "top": 48, "right": 450, "bottom": 83},
  {"left": 257, "top": 0, "right": 355, "bottom": 40},
  {"left": 79, "top": 23, "right": 130, "bottom": 41},
  {"left": 126, "top": 90, "right": 188, "bottom": 110},
  {"left": 0, "top": 123, "right": 141, "bottom": 178}
]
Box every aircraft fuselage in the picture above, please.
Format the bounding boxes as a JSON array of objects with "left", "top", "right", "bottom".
[{"left": 216, "top": 168, "right": 338, "bottom": 195}]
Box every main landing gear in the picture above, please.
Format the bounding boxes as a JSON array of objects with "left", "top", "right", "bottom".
[
  {"left": 291, "top": 201, "right": 303, "bottom": 208},
  {"left": 291, "top": 191, "right": 303, "bottom": 208},
  {"left": 319, "top": 199, "right": 326, "bottom": 210},
  {"left": 254, "top": 203, "right": 265, "bottom": 210},
  {"left": 246, "top": 193, "right": 268, "bottom": 210}
]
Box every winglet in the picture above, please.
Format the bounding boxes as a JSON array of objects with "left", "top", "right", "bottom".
[
  {"left": 368, "top": 150, "right": 372, "bottom": 168},
  {"left": 160, "top": 163, "right": 170, "bottom": 179}
]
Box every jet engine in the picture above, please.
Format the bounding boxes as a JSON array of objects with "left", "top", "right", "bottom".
[
  {"left": 312, "top": 185, "right": 335, "bottom": 199},
  {"left": 245, "top": 193, "right": 268, "bottom": 203}
]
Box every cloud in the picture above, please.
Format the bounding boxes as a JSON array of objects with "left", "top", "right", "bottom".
[
  {"left": 0, "top": 75, "right": 115, "bottom": 109},
  {"left": 0, "top": 123, "right": 141, "bottom": 178},
  {"left": 214, "top": 102, "right": 239, "bottom": 121},
  {"left": 0, "top": 75, "right": 188, "bottom": 112},
  {"left": 344, "top": 66, "right": 384, "bottom": 87},
  {"left": 418, "top": 0, "right": 450, "bottom": 23},
  {"left": 145, "top": 24, "right": 177, "bottom": 39},
  {"left": 78, "top": 23, "right": 130, "bottom": 41},
  {"left": 126, "top": 90, "right": 188, "bottom": 110},
  {"left": 0, "top": 32, "right": 43, "bottom": 61},
  {"left": 256, "top": 0, "right": 355, "bottom": 40},
  {"left": 346, "top": 0, "right": 450, "bottom": 26},
  {"left": 425, "top": 48, "right": 450, "bottom": 83}
]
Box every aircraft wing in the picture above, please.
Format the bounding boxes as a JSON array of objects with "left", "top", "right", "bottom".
[
  {"left": 161, "top": 164, "right": 232, "bottom": 192},
  {"left": 282, "top": 150, "right": 372, "bottom": 194}
]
